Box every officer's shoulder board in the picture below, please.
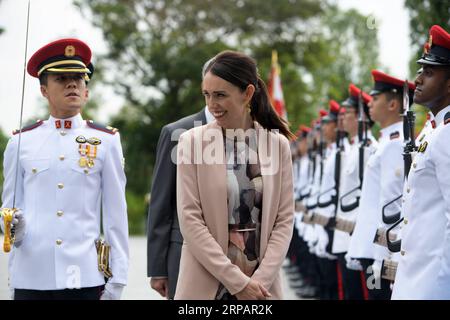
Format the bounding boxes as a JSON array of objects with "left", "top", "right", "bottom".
[
  {"left": 12, "top": 120, "right": 43, "bottom": 135},
  {"left": 444, "top": 112, "right": 450, "bottom": 125},
  {"left": 86, "top": 120, "right": 118, "bottom": 135},
  {"left": 390, "top": 131, "right": 400, "bottom": 140}
]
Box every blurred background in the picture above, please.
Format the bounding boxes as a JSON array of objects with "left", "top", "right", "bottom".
[{"left": 0, "top": 0, "right": 449, "bottom": 235}]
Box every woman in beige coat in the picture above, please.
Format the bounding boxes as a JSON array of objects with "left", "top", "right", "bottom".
[{"left": 175, "top": 51, "right": 295, "bottom": 300}]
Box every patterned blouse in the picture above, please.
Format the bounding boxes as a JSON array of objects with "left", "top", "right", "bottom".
[{"left": 216, "top": 128, "right": 263, "bottom": 300}]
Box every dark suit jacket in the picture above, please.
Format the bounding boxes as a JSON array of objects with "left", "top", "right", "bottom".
[{"left": 147, "top": 109, "right": 207, "bottom": 298}]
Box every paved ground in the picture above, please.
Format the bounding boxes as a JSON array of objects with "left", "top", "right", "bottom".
[{"left": 0, "top": 236, "right": 298, "bottom": 300}]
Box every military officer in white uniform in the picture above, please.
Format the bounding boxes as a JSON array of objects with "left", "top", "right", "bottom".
[
  {"left": 1, "top": 38, "right": 129, "bottom": 300},
  {"left": 313, "top": 101, "right": 341, "bottom": 300},
  {"left": 347, "top": 70, "right": 414, "bottom": 300},
  {"left": 332, "top": 84, "right": 377, "bottom": 299},
  {"left": 392, "top": 25, "right": 450, "bottom": 300}
]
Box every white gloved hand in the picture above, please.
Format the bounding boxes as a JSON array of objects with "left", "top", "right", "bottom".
[
  {"left": 11, "top": 210, "right": 26, "bottom": 244},
  {"left": 345, "top": 253, "right": 363, "bottom": 271},
  {"left": 371, "top": 260, "right": 382, "bottom": 281},
  {"left": 100, "top": 282, "right": 125, "bottom": 300},
  {"left": 294, "top": 212, "right": 303, "bottom": 230},
  {"left": 297, "top": 222, "right": 306, "bottom": 237},
  {"left": 315, "top": 226, "right": 329, "bottom": 258}
]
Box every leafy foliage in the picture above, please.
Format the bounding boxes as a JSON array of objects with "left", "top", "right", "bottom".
[{"left": 404, "top": 0, "right": 450, "bottom": 77}]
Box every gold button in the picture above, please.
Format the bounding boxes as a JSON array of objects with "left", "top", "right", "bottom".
[
  {"left": 407, "top": 188, "right": 410, "bottom": 193},
  {"left": 59, "top": 155, "right": 65, "bottom": 161},
  {"left": 32, "top": 168, "right": 37, "bottom": 174},
  {"left": 84, "top": 169, "right": 89, "bottom": 174},
  {"left": 402, "top": 199, "right": 405, "bottom": 203},
  {"left": 413, "top": 163, "right": 417, "bottom": 169},
  {"left": 404, "top": 219, "right": 408, "bottom": 225},
  {"left": 56, "top": 239, "right": 63, "bottom": 245},
  {"left": 60, "top": 131, "right": 66, "bottom": 136},
  {"left": 57, "top": 210, "right": 64, "bottom": 217},
  {"left": 57, "top": 183, "right": 64, "bottom": 189},
  {"left": 401, "top": 250, "right": 405, "bottom": 256}
]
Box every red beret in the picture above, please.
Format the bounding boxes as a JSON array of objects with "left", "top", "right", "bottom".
[
  {"left": 370, "top": 70, "right": 415, "bottom": 96},
  {"left": 27, "top": 38, "right": 92, "bottom": 79},
  {"left": 321, "top": 100, "right": 340, "bottom": 123},
  {"left": 319, "top": 109, "right": 328, "bottom": 118},
  {"left": 362, "top": 91, "right": 372, "bottom": 104},
  {"left": 329, "top": 100, "right": 340, "bottom": 114},
  {"left": 345, "top": 84, "right": 372, "bottom": 106},
  {"left": 349, "top": 84, "right": 361, "bottom": 98},
  {"left": 300, "top": 125, "right": 311, "bottom": 133},
  {"left": 296, "top": 125, "right": 311, "bottom": 138},
  {"left": 418, "top": 25, "right": 450, "bottom": 66}
]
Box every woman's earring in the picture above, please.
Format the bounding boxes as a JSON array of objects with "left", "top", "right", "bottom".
[{"left": 246, "top": 103, "right": 252, "bottom": 113}]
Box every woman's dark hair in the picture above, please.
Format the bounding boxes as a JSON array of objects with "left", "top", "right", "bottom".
[{"left": 204, "top": 50, "right": 295, "bottom": 140}]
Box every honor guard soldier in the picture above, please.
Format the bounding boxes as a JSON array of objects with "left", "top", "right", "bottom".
[
  {"left": 288, "top": 125, "right": 320, "bottom": 298},
  {"left": 347, "top": 70, "right": 415, "bottom": 300},
  {"left": 0, "top": 38, "right": 129, "bottom": 300},
  {"left": 312, "top": 101, "right": 341, "bottom": 299},
  {"left": 392, "top": 25, "right": 450, "bottom": 300},
  {"left": 332, "top": 84, "right": 377, "bottom": 300}
]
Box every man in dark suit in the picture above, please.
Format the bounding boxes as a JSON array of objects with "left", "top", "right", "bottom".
[{"left": 147, "top": 107, "right": 211, "bottom": 299}]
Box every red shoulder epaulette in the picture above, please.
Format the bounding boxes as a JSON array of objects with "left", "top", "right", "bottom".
[
  {"left": 12, "top": 120, "right": 43, "bottom": 135},
  {"left": 86, "top": 120, "right": 118, "bottom": 135}
]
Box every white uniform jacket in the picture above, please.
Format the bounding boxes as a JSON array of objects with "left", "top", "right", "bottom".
[
  {"left": 348, "top": 122, "right": 403, "bottom": 260},
  {"left": 332, "top": 134, "right": 377, "bottom": 254},
  {"left": 392, "top": 106, "right": 450, "bottom": 300},
  {"left": 1, "top": 114, "right": 129, "bottom": 290}
]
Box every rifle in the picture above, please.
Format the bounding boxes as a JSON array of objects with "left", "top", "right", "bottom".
[
  {"left": 317, "top": 114, "right": 344, "bottom": 229},
  {"left": 340, "top": 91, "right": 368, "bottom": 213},
  {"left": 386, "top": 80, "right": 416, "bottom": 253}
]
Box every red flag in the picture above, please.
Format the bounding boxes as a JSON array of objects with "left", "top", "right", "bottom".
[{"left": 267, "top": 50, "right": 287, "bottom": 120}]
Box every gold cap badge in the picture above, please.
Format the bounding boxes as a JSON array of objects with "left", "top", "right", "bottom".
[{"left": 65, "top": 45, "right": 76, "bottom": 57}]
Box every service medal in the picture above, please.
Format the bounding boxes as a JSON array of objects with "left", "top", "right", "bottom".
[
  {"left": 79, "top": 157, "right": 88, "bottom": 167},
  {"left": 87, "top": 137, "right": 101, "bottom": 145},
  {"left": 76, "top": 135, "right": 87, "bottom": 144}
]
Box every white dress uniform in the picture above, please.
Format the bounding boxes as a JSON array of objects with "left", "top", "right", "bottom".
[
  {"left": 314, "top": 143, "right": 337, "bottom": 258},
  {"left": 332, "top": 134, "right": 377, "bottom": 254},
  {"left": 347, "top": 122, "right": 403, "bottom": 261},
  {"left": 1, "top": 113, "right": 129, "bottom": 290},
  {"left": 392, "top": 106, "right": 450, "bottom": 300},
  {"left": 303, "top": 152, "right": 322, "bottom": 249},
  {"left": 294, "top": 155, "right": 310, "bottom": 200},
  {"left": 294, "top": 155, "right": 310, "bottom": 236},
  {"left": 376, "top": 116, "right": 434, "bottom": 276}
]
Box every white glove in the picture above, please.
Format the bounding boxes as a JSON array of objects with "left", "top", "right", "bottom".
[
  {"left": 345, "top": 253, "right": 363, "bottom": 271},
  {"left": 371, "top": 260, "right": 382, "bottom": 281},
  {"left": 294, "top": 212, "right": 303, "bottom": 230},
  {"left": 12, "top": 210, "right": 26, "bottom": 244},
  {"left": 315, "top": 226, "right": 329, "bottom": 258},
  {"left": 297, "top": 222, "right": 306, "bottom": 237},
  {"left": 100, "top": 282, "right": 125, "bottom": 300}
]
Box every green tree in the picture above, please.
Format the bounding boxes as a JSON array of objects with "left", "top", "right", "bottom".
[
  {"left": 404, "top": 0, "right": 450, "bottom": 131},
  {"left": 75, "top": 0, "right": 379, "bottom": 233},
  {"left": 404, "top": 0, "right": 450, "bottom": 77}
]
